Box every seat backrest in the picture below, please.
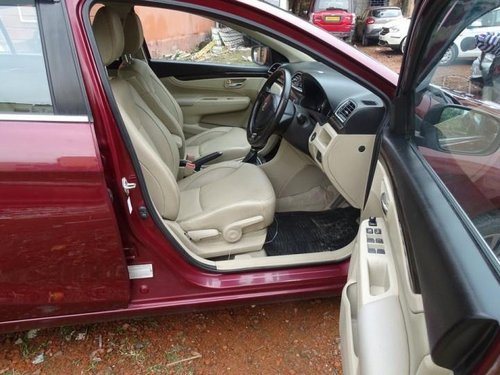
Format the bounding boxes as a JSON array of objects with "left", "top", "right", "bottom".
[
  {"left": 92, "top": 7, "right": 181, "bottom": 220},
  {"left": 119, "top": 11, "right": 186, "bottom": 157}
]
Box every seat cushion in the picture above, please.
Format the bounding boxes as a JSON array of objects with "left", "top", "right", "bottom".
[
  {"left": 185, "top": 127, "right": 250, "bottom": 162},
  {"left": 177, "top": 161, "right": 275, "bottom": 234}
]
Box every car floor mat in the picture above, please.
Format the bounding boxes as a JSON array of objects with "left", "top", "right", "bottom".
[{"left": 264, "top": 207, "right": 360, "bottom": 256}]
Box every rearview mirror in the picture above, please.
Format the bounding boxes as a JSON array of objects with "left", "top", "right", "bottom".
[
  {"left": 251, "top": 46, "right": 271, "bottom": 66},
  {"left": 435, "top": 106, "right": 500, "bottom": 155}
]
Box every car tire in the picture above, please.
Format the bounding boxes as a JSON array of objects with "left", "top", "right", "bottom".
[
  {"left": 473, "top": 209, "right": 500, "bottom": 258},
  {"left": 400, "top": 37, "right": 407, "bottom": 54},
  {"left": 439, "top": 45, "right": 458, "bottom": 65}
]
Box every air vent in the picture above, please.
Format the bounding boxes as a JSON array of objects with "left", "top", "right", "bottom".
[
  {"left": 335, "top": 100, "right": 357, "bottom": 123},
  {"left": 291, "top": 72, "right": 303, "bottom": 91},
  {"left": 268, "top": 63, "right": 281, "bottom": 75}
]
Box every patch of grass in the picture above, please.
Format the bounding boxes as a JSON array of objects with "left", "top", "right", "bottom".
[
  {"left": 163, "top": 344, "right": 198, "bottom": 374},
  {"left": 165, "top": 344, "right": 183, "bottom": 363},
  {"left": 57, "top": 325, "right": 74, "bottom": 338},
  {"left": 146, "top": 364, "right": 168, "bottom": 374},
  {"left": 118, "top": 337, "right": 147, "bottom": 365},
  {"left": 19, "top": 341, "right": 33, "bottom": 359}
]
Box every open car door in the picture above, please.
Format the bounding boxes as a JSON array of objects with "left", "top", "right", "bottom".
[{"left": 340, "top": 0, "right": 500, "bottom": 374}]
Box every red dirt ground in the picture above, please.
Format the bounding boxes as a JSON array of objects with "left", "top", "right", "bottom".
[{"left": 0, "top": 298, "right": 342, "bottom": 375}]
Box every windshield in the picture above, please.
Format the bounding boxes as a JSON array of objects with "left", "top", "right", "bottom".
[
  {"left": 372, "top": 9, "right": 402, "bottom": 18},
  {"left": 314, "top": 0, "right": 350, "bottom": 12}
]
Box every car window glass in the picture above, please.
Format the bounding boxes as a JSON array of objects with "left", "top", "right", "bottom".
[
  {"left": 314, "top": 0, "right": 350, "bottom": 12},
  {"left": 469, "top": 9, "right": 500, "bottom": 28},
  {"left": 135, "top": 7, "right": 267, "bottom": 67},
  {"left": 0, "top": 1, "right": 53, "bottom": 114},
  {"left": 413, "top": 7, "right": 500, "bottom": 261},
  {"left": 372, "top": 9, "right": 401, "bottom": 18}
]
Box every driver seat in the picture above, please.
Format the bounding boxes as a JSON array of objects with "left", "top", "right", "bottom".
[
  {"left": 118, "top": 10, "right": 251, "bottom": 162},
  {"left": 93, "top": 7, "right": 275, "bottom": 258}
]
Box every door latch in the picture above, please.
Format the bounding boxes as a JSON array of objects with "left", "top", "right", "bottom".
[{"left": 122, "top": 177, "right": 136, "bottom": 196}]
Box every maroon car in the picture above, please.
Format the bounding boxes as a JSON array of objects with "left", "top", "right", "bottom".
[{"left": 0, "top": 0, "right": 498, "bottom": 374}]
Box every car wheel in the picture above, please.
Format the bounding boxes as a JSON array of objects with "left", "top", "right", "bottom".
[
  {"left": 400, "top": 37, "right": 407, "bottom": 54},
  {"left": 439, "top": 45, "right": 458, "bottom": 65},
  {"left": 473, "top": 209, "right": 500, "bottom": 258}
]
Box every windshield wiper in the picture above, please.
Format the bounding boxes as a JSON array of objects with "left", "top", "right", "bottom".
[{"left": 326, "top": 7, "right": 347, "bottom": 11}]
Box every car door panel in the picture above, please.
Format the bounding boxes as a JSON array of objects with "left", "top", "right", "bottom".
[
  {"left": 341, "top": 156, "right": 452, "bottom": 375},
  {"left": 0, "top": 0, "right": 130, "bottom": 327},
  {"left": 381, "top": 132, "right": 499, "bottom": 373},
  {"left": 149, "top": 60, "right": 269, "bottom": 81},
  {"left": 0, "top": 121, "right": 130, "bottom": 323},
  {"left": 342, "top": 1, "right": 500, "bottom": 373},
  {"left": 162, "top": 76, "right": 266, "bottom": 136}
]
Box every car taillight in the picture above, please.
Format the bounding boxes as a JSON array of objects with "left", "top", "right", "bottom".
[
  {"left": 366, "top": 17, "right": 375, "bottom": 24},
  {"left": 312, "top": 13, "right": 322, "bottom": 23}
]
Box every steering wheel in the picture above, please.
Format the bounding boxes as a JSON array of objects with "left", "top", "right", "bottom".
[{"left": 247, "top": 68, "right": 292, "bottom": 149}]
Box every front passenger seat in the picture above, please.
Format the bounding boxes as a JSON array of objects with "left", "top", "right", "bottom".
[
  {"left": 118, "top": 10, "right": 251, "bottom": 163},
  {"left": 92, "top": 7, "right": 275, "bottom": 258}
]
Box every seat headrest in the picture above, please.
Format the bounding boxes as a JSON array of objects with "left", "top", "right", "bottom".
[
  {"left": 92, "top": 7, "right": 124, "bottom": 66},
  {"left": 123, "top": 11, "right": 144, "bottom": 55}
]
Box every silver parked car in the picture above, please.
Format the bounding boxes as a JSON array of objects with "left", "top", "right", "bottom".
[{"left": 355, "top": 6, "right": 403, "bottom": 46}]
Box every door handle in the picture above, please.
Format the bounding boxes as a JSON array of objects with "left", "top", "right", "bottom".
[
  {"left": 381, "top": 192, "right": 389, "bottom": 215},
  {"left": 224, "top": 79, "right": 246, "bottom": 88}
]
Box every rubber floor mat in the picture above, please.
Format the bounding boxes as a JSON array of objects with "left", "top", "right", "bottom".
[{"left": 264, "top": 207, "right": 360, "bottom": 256}]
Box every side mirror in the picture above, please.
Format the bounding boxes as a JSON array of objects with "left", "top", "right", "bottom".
[
  {"left": 251, "top": 46, "right": 271, "bottom": 66},
  {"left": 434, "top": 106, "right": 500, "bottom": 155}
]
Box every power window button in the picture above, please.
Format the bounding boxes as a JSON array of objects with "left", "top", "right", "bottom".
[
  {"left": 366, "top": 228, "right": 373, "bottom": 234},
  {"left": 374, "top": 228, "right": 382, "bottom": 235}
]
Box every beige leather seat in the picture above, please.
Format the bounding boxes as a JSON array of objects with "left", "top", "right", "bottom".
[
  {"left": 93, "top": 7, "right": 275, "bottom": 258},
  {"left": 118, "top": 11, "right": 251, "bottom": 162}
]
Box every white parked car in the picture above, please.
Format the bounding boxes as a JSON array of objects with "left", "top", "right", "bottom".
[
  {"left": 355, "top": 6, "right": 403, "bottom": 46},
  {"left": 378, "top": 17, "right": 411, "bottom": 53},
  {"left": 379, "top": 7, "right": 500, "bottom": 65},
  {"left": 441, "top": 10, "right": 500, "bottom": 65}
]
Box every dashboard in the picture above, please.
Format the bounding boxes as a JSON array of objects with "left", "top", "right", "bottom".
[
  {"left": 278, "top": 62, "right": 386, "bottom": 154},
  {"left": 271, "top": 62, "right": 386, "bottom": 209}
]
